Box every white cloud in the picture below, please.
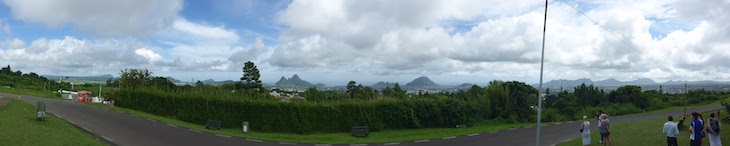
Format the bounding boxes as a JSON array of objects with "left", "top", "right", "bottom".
[
  {"left": 267, "top": 0, "right": 730, "bottom": 83},
  {"left": 135, "top": 48, "right": 162, "bottom": 63},
  {"left": 3, "top": 0, "right": 183, "bottom": 37},
  {"left": 169, "top": 18, "right": 240, "bottom": 45}
]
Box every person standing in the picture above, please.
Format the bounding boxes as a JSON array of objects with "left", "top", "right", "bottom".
[
  {"left": 580, "top": 116, "right": 591, "bottom": 146},
  {"left": 663, "top": 116, "right": 679, "bottom": 146},
  {"left": 600, "top": 114, "right": 611, "bottom": 146},
  {"left": 598, "top": 110, "right": 604, "bottom": 144},
  {"left": 707, "top": 113, "right": 722, "bottom": 146},
  {"left": 690, "top": 112, "right": 704, "bottom": 146}
]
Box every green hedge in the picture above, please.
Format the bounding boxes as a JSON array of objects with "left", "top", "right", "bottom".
[{"left": 114, "top": 89, "right": 486, "bottom": 134}]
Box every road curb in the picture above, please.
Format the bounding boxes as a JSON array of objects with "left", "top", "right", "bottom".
[{"left": 46, "top": 112, "right": 118, "bottom": 146}]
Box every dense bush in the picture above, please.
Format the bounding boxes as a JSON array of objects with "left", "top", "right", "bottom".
[{"left": 114, "top": 89, "right": 487, "bottom": 134}]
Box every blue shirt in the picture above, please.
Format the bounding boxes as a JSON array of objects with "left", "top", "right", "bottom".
[
  {"left": 663, "top": 121, "right": 679, "bottom": 137},
  {"left": 691, "top": 119, "right": 704, "bottom": 140}
]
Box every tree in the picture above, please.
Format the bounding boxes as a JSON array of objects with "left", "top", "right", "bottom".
[
  {"left": 118, "top": 69, "right": 152, "bottom": 89},
  {"left": 609, "top": 85, "right": 647, "bottom": 109},
  {"left": 361, "top": 86, "right": 377, "bottom": 100},
  {"left": 304, "top": 87, "right": 326, "bottom": 101},
  {"left": 392, "top": 83, "right": 407, "bottom": 98},
  {"left": 241, "top": 61, "right": 262, "bottom": 91},
  {"left": 1, "top": 65, "right": 11, "bottom": 74},
  {"left": 347, "top": 81, "right": 357, "bottom": 99},
  {"left": 382, "top": 86, "right": 394, "bottom": 97}
]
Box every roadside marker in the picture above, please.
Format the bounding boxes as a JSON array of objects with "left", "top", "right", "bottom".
[
  {"left": 414, "top": 140, "right": 429, "bottom": 143},
  {"left": 246, "top": 139, "right": 263, "bottom": 142},
  {"left": 442, "top": 136, "right": 456, "bottom": 139},
  {"left": 279, "top": 142, "right": 296, "bottom": 145},
  {"left": 467, "top": 133, "right": 480, "bottom": 136},
  {"left": 167, "top": 124, "right": 178, "bottom": 127},
  {"left": 216, "top": 134, "right": 231, "bottom": 138},
  {"left": 383, "top": 142, "right": 400, "bottom": 145}
]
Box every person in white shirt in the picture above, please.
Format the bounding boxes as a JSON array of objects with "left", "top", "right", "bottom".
[
  {"left": 663, "top": 116, "right": 679, "bottom": 146},
  {"left": 580, "top": 116, "right": 591, "bottom": 146},
  {"left": 597, "top": 110, "right": 604, "bottom": 144}
]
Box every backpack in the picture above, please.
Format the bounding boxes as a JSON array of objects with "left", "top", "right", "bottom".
[{"left": 710, "top": 119, "right": 721, "bottom": 133}]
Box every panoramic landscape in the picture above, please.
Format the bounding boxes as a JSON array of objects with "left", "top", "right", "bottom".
[{"left": 1, "top": 0, "right": 730, "bottom": 146}]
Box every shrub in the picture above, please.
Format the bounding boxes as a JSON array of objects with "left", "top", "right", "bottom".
[{"left": 114, "top": 89, "right": 490, "bottom": 134}]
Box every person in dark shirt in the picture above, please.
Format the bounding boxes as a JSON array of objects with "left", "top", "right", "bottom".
[{"left": 690, "top": 112, "right": 704, "bottom": 146}]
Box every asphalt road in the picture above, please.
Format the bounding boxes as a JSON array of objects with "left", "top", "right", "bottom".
[{"left": 2, "top": 92, "right": 723, "bottom": 146}]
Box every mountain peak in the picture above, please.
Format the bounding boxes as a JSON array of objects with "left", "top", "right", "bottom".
[
  {"left": 275, "top": 74, "right": 313, "bottom": 87},
  {"left": 405, "top": 76, "right": 438, "bottom": 87},
  {"left": 371, "top": 81, "right": 396, "bottom": 89}
]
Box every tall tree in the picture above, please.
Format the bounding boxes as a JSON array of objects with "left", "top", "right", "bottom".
[
  {"left": 347, "top": 81, "right": 357, "bottom": 99},
  {"left": 241, "top": 61, "right": 262, "bottom": 91}
]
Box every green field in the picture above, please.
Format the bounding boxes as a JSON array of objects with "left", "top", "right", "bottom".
[
  {"left": 0, "top": 98, "right": 105, "bottom": 146},
  {"left": 560, "top": 109, "right": 730, "bottom": 145}
]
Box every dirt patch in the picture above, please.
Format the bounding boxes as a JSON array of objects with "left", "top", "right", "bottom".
[{"left": 0, "top": 98, "right": 10, "bottom": 107}]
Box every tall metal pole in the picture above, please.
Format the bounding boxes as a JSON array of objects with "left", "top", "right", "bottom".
[{"left": 536, "top": 0, "right": 548, "bottom": 145}]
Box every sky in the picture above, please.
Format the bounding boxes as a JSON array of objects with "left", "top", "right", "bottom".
[{"left": 0, "top": 0, "right": 728, "bottom": 86}]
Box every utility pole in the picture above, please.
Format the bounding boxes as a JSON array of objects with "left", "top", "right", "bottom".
[{"left": 536, "top": 0, "right": 548, "bottom": 146}]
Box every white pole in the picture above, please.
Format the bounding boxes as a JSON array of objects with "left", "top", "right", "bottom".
[
  {"left": 99, "top": 84, "right": 102, "bottom": 99},
  {"left": 536, "top": 0, "right": 548, "bottom": 146}
]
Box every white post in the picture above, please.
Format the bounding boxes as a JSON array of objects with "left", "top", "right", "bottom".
[
  {"left": 99, "top": 84, "right": 102, "bottom": 99},
  {"left": 536, "top": 0, "right": 548, "bottom": 146}
]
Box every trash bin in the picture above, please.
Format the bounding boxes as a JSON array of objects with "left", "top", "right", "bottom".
[
  {"left": 242, "top": 121, "right": 249, "bottom": 133},
  {"left": 37, "top": 101, "right": 46, "bottom": 121}
]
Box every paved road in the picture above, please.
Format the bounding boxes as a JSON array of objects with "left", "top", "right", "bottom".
[{"left": 3, "top": 92, "right": 723, "bottom": 146}]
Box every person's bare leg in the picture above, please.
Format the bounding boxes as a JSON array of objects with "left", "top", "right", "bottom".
[{"left": 606, "top": 136, "right": 611, "bottom": 146}]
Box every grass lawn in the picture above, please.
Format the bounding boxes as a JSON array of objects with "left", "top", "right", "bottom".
[
  {"left": 0, "top": 98, "right": 105, "bottom": 146},
  {"left": 560, "top": 109, "right": 730, "bottom": 145},
  {"left": 85, "top": 102, "right": 535, "bottom": 144},
  {"left": 0, "top": 87, "right": 59, "bottom": 99}
]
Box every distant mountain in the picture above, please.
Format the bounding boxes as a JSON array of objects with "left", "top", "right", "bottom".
[
  {"left": 539, "top": 78, "right": 705, "bottom": 87},
  {"left": 405, "top": 76, "right": 438, "bottom": 87},
  {"left": 542, "top": 78, "right": 593, "bottom": 88},
  {"left": 202, "top": 79, "right": 216, "bottom": 83},
  {"left": 664, "top": 80, "right": 687, "bottom": 85},
  {"left": 42, "top": 74, "right": 114, "bottom": 82},
  {"left": 165, "top": 77, "right": 184, "bottom": 83},
  {"left": 275, "top": 76, "right": 294, "bottom": 86},
  {"left": 371, "top": 81, "right": 396, "bottom": 89},
  {"left": 275, "top": 74, "right": 315, "bottom": 87},
  {"left": 625, "top": 78, "right": 656, "bottom": 85},
  {"left": 458, "top": 83, "right": 475, "bottom": 88},
  {"left": 595, "top": 78, "right": 621, "bottom": 86}
]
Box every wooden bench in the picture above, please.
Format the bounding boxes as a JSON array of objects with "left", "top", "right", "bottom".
[
  {"left": 206, "top": 119, "right": 222, "bottom": 130},
  {"left": 351, "top": 126, "right": 369, "bottom": 137},
  {"left": 37, "top": 101, "right": 46, "bottom": 121}
]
